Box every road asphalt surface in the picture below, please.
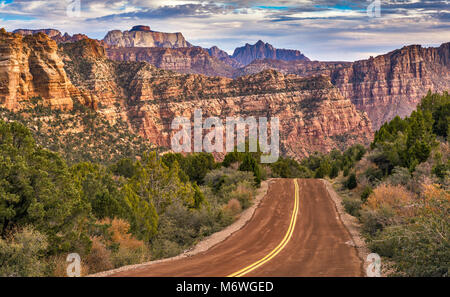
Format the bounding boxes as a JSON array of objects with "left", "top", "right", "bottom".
[{"left": 109, "top": 179, "right": 364, "bottom": 277}]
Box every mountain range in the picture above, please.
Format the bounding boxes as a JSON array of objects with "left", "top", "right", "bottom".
[{"left": 2, "top": 26, "right": 449, "bottom": 159}]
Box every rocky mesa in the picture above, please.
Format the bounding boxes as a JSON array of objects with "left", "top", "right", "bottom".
[{"left": 103, "top": 25, "right": 191, "bottom": 48}]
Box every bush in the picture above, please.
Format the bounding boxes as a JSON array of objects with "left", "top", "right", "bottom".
[
  {"left": 329, "top": 163, "right": 340, "bottom": 179},
  {"left": 270, "top": 157, "right": 311, "bottom": 178},
  {"left": 85, "top": 237, "right": 113, "bottom": 274},
  {"left": 343, "top": 167, "right": 350, "bottom": 177},
  {"left": 0, "top": 227, "right": 48, "bottom": 277},
  {"left": 224, "top": 199, "right": 242, "bottom": 216},
  {"left": 342, "top": 197, "right": 362, "bottom": 217},
  {"left": 386, "top": 166, "right": 411, "bottom": 186},
  {"left": 369, "top": 185, "right": 449, "bottom": 276},
  {"left": 360, "top": 186, "right": 373, "bottom": 203},
  {"left": 360, "top": 184, "right": 415, "bottom": 236},
  {"left": 345, "top": 173, "right": 358, "bottom": 189},
  {"left": 360, "top": 207, "right": 395, "bottom": 236},
  {"left": 365, "top": 184, "right": 415, "bottom": 214},
  {"left": 364, "top": 166, "right": 384, "bottom": 184},
  {"left": 102, "top": 218, "right": 151, "bottom": 268},
  {"left": 239, "top": 154, "right": 261, "bottom": 186},
  {"left": 229, "top": 181, "right": 255, "bottom": 209}
]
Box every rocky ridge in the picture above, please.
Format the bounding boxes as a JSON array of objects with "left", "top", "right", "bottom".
[
  {"left": 232, "top": 40, "right": 310, "bottom": 66},
  {"left": 0, "top": 32, "right": 373, "bottom": 159}
]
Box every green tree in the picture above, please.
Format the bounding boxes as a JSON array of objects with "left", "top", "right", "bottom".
[
  {"left": 71, "top": 162, "right": 129, "bottom": 220},
  {"left": 123, "top": 152, "right": 195, "bottom": 241},
  {"left": 329, "top": 163, "right": 340, "bottom": 179},
  {"left": 239, "top": 154, "right": 262, "bottom": 186},
  {"left": 192, "top": 182, "right": 206, "bottom": 209},
  {"left": 345, "top": 173, "right": 358, "bottom": 190},
  {"left": 0, "top": 121, "right": 91, "bottom": 254}
]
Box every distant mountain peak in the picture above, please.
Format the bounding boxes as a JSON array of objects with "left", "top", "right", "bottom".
[
  {"left": 232, "top": 40, "right": 309, "bottom": 66},
  {"left": 130, "top": 25, "right": 151, "bottom": 32},
  {"left": 103, "top": 26, "right": 191, "bottom": 48}
]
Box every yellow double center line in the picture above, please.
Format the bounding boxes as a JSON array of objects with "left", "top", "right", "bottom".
[{"left": 227, "top": 179, "right": 300, "bottom": 277}]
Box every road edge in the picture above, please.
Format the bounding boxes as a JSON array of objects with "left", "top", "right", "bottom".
[
  {"left": 322, "top": 179, "right": 370, "bottom": 277},
  {"left": 89, "top": 178, "right": 273, "bottom": 277}
]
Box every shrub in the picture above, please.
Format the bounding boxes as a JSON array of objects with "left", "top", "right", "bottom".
[
  {"left": 369, "top": 185, "right": 449, "bottom": 276},
  {"left": 360, "top": 186, "right": 373, "bottom": 203},
  {"left": 345, "top": 173, "right": 358, "bottom": 189},
  {"left": 0, "top": 227, "right": 48, "bottom": 277},
  {"left": 386, "top": 166, "right": 411, "bottom": 186},
  {"left": 229, "top": 181, "right": 254, "bottom": 209},
  {"left": 101, "top": 218, "right": 151, "bottom": 268},
  {"left": 364, "top": 166, "right": 384, "bottom": 184},
  {"left": 360, "top": 207, "right": 396, "bottom": 236},
  {"left": 343, "top": 167, "right": 350, "bottom": 177},
  {"left": 342, "top": 197, "right": 362, "bottom": 217},
  {"left": 365, "top": 184, "right": 415, "bottom": 215},
  {"left": 224, "top": 199, "right": 242, "bottom": 216},
  {"left": 329, "top": 163, "right": 340, "bottom": 179},
  {"left": 239, "top": 154, "right": 261, "bottom": 186},
  {"left": 270, "top": 157, "right": 311, "bottom": 178},
  {"left": 85, "top": 236, "right": 113, "bottom": 274}
]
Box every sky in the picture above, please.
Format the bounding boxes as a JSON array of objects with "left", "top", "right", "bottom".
[{"left": 0, "top": 0, "right": 449, "bottom": 61}]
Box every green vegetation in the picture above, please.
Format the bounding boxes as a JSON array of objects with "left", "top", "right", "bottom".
[
  {"left": 0, "top": 120, "right": 260, "bottom": 276},
  {"left": 331, "top": 91, "right": 449, "bottom": 277},
  {"left": 0, "top": 99, "right": 153, "bottom": 165},
  {"left": 1, "top": 91, "right": 447, "bottom": 277}
]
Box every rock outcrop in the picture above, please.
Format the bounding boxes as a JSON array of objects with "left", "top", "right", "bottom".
[
  {"left": 0, "top": 29, "right": 80, "bottom": 110},
  {"left": 60, "top": 40, "right": 373, "bottom": 158},
  {"left": 332, "top": 43, "right": 450, "bottom": 129},
  {"left": 103, "top": 26, "right": 191, "bottom": 48},
  {"left": 206, "top": 46, "right": 243, "bottom": 68},
  {"left": 13, "top": 28, "right": 90, "bottom": 44},
  {"left": 232, "top": 40, "right": 310, "bottom": 66},
  {"left": 9, "top": 31, "right": 449, "bottom": 159},
  {"left": 106, "top": 46, "right": 238, "bottom": 77},
  {"left": 240, "top": 43, "right": 450, "bottom": 129}
]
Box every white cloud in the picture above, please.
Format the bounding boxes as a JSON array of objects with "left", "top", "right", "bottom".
[{"left": 0, "top": 0, "right": 448, "bottom": 60}]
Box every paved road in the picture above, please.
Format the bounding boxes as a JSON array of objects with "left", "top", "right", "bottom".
[{"left": 110, "top": 179, "right": 364, "bottom": 277}]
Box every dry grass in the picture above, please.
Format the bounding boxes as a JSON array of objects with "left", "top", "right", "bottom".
[
  {"left": 365, "top": 184, "right": 416, "bottom": 217},
  {"left": 224, "top": 198, "right": 242, "bottom": 216},
  {"left": 103, "top": 218, "right": 147, "bottom": 250},
  {"left": 85, "top": 236, "right": 114, "bottom": 274}
]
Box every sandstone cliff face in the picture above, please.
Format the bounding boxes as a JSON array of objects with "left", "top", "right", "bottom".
[
  {"left": 13, "top": 29, "right": 90, "bottom": 44},
  {"left": 106, "top": 46, "right": 237, "bottom": 77},
  {"left": 0, "top": 34, "right": 373, "bottom": 159},
  {"left": 127, "top": 74, "right": 373, "bottom": 158},
  {"left": 240, "top": 59, "right": 351, "bottom": 78},
  {"left": 240, "top": 43, "right": 450, "bottom": 130},
  {"left": 60, "top": 40, "right": 372, "bottom": 158},
  {"left": 103, "top": 26, "right": 191, "bottom": 48},
  {"left": 232, "top": 40, "right": 310, "bottom": 66},
  {"left": 0, "top": 29, "right": 78, "bottom": 110},
  {"left": 332, "top": 43, "right": 450, "bottom": 129}
]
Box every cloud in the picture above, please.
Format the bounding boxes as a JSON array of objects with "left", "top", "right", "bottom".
[{"left": 0, "top": 0, "right": 448, "bottom": 61}]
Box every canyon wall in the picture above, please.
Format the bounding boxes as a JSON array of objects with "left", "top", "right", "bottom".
[
  {"left": 60, "top": 40, "right": 373, "bottom": 158},
  {"left": 0, "top": 29, "right": 79, "bottom": 110},
  {"left": 240, "top": 43, "right": 450, "bottom": 129},
  {"left": 106, "top": 46, "right": 237, "bottom": 77},
  {"left": 0, "top": 33, "right": 373, "bottom": 159}
]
